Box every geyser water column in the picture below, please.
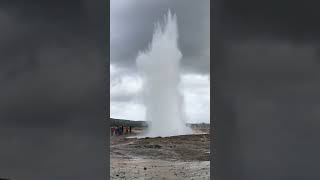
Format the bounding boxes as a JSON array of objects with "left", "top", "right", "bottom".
[{"left": 136, "top": 9, "right": 192, "bottom": 137}]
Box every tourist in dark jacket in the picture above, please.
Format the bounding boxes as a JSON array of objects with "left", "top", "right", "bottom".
[
  {"left": 111, "top": 127, "right": 114, "bottom": 136},
  {"left": 115, "top": 126, "right": 119, "bottom": 136}
]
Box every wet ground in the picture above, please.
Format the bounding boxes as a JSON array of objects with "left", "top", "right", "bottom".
[{"left": 110, "top": 129, "right": 210, "bottom": 179}]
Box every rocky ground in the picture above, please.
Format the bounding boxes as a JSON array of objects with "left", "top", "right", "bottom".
[{"left": 110, "top": 128, "right": 210, "bottom": 179}]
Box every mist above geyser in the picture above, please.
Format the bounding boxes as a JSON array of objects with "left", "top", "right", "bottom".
[{"left": 136, "top": 9, "right": 192, "bottom": 137}]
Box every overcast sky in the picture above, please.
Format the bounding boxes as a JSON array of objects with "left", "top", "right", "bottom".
[{"left": 110, "top": 0, "right": 210, "bottom": 123}]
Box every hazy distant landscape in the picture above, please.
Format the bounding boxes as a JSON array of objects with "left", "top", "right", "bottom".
[
  {"left": 110, "top": 118, "right": 147, "bottom": 127},
  {"left": 110, "top": 118, "right": 209, "bottom": 128}
]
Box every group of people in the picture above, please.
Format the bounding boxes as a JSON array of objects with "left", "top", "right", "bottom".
[{"left": 111, "top": 126, "right": 132, "bottom": 136}]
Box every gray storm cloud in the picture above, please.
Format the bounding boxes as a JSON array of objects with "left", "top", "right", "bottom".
[{"left": 111, "top": 0, "right": 210, "bottom": 73}]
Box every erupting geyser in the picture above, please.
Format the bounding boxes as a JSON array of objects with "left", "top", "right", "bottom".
[{"left": 136, "top": 9, "right": 192, "bottom": 137}]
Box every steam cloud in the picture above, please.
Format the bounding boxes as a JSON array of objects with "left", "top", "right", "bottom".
[{"left": 136, "top": 9, "right": 192, "bottom": 137}]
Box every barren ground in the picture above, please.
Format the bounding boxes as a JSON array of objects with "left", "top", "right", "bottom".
[{"left": 110, "top": 128, "right": 210, "bottom": 179}]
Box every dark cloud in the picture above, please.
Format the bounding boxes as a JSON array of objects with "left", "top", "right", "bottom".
[
  {"left": 111, "top": 0, "right": 210, "bottom": 73},
  {"left": 0, "top": 1, "right": 106, "bottom": 179},
  {"left": 214, "top": 0, "right": 320, "bottom": 179}
]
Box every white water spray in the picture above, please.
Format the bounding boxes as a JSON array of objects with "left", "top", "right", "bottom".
[{"left": 136, "top": 9, "right": 192, "bottom": 137}]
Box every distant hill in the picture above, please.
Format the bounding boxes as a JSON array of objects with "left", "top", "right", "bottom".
[
  {"left": 110, "top": 118, "right": 147, "bottom": 127},
  {"left": 187, "top": 122, "right": 210, "bottom": 128},
  {"left": 109, "top": 118, "right": 209, "bottom": 128}
]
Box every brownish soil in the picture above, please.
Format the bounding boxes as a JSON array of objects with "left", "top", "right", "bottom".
[{"left": 110, "top": 129, "right": 210, "bottom": 179}]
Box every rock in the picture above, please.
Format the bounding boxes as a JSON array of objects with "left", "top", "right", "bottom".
[
  {"left": 144, "top": 144, "right": 162, "bottom": 149},
  {"left": 153, "top": 144, "right": 162, "bottom": 149}
]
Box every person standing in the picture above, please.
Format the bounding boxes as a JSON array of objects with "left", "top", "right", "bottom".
[{"left": 115, "top": 126, "right": 119, "bottom": 136}]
